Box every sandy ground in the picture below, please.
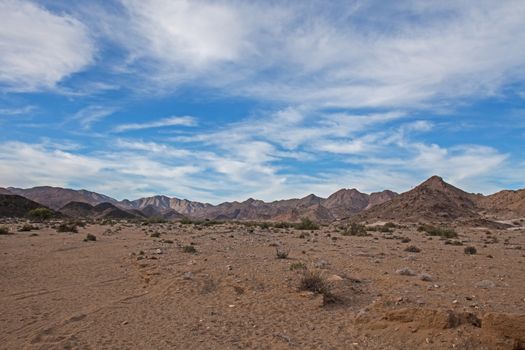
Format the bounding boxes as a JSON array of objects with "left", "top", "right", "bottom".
[{"left": 1, "top": 221, "right": 524, "bottom": 349}]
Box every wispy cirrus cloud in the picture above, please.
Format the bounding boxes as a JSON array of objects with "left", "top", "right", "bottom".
[
  {"left": 105, "top": 0, "right": 525, "bottom": 108},
  {"left": 113, "top": 116, "right": 197, "bottom": 133}
]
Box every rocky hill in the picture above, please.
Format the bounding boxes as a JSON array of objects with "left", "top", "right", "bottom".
[
  {"left": 8, "top": 186, "right": 119, "bottom": 210},
  {"left": 355, "top": 176, "right": 482, "bottom": 223},
  {"left": 59, "top": 202, "right": 143, "bottom": 220},
  {"left": 0, "top": 194, "right": 57, "bottom": 218}
]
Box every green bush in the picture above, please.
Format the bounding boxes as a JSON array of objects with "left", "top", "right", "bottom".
[
  {"left": 418, "top": 225, "right": 458, "bottom": 238},
  {"left": 295, "top": 218, "right": 319, "bottom": 230},
  {"left": 289, "top": 262, "right": 306, "bottom": 271},
  {"left": 274, "top": 222, "right": 293, "bottom": 229},
  {"left": 28, "top": 207, "right": 54, "bottom": 220},
  {"left": 342, "top": 223, "right": 368, "bottom": 236}
]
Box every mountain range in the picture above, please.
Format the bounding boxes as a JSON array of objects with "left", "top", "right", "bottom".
[{"left": 1, "top": 176, "right": 525, "bottom": 223}]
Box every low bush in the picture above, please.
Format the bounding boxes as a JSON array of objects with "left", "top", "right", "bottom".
[
  {"left": 56, "top": 222, "right": 78, "bottom": 233},
  {"left": 404, "top": 245, "right": 421, "bottom": 253},
  {"left": 28, "top": 207, "right": 54, "bottom": 221},
  {"left": 295, "top": 218, "right": 319, "bottom": 230},
  {"left": 182, "top": 245, "right": 197, "bottom": 254},
  {"left": 464, "top": 246, "right": 477, "bottom": 255},
  {"left": 84, "top": 233, "right": 96, "bottom": 241},
  {"left": 275, "top": 247, "right": 289, "bottom": 259},
  {"left": 289, "top": 262, "right": 306, "bottom": 271},
  {"left": 418, "top": 225, "right": 458, "bottom": 238},
  {"left": 18, "top": 223, "right": 36, "bottom": 232},
  {"left": 342, "top": 223, "right": 368, "bottom": 236},
  {"left": 0, "top": 226, "right": 10, "bottom": 235},
  {"left": 299, "top": 270, "right": 335, "bottom": 304}
]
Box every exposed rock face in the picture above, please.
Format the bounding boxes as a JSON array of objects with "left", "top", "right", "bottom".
[
  {"left": 356, "top": 176, "right": 481, "bottom": 223},
  {"left": 6, "top": 175, "right": 525, "bottom": 222},
  {"left": 321, "top": 189, "right": 397, "bottom": 219},
  {"left": 124, "top": 195, "right": 212, "bottom": 216},
  {"left": 59, "top": 201, "right": 142, "bottom": 220},
  {"left": 477, "top": 189, "right": 525, "bottom": 219}
]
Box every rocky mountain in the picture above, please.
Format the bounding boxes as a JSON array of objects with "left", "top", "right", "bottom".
[
  {"left": 321, "top": 189, "right": 397, "bottom": 219},
  {"left": 0, "top": 187, "right": 13, "bottom": 195},
  {"left": 477, "top": 189, "right": 525, "bottom": 219},
  {"left": 59, "top": 202, "right": 143, "bottom": 220},
  {"left": 6, "top": 176, "right": 524, "bottom": 223},
  {"left": 7, "top": 186, "right": 118, "bottom": 210},
  {"left": 122, "top": 195, "right": 211, "bottom": 216},
  {"left": 355, "top": 176, "right": 482, "bottom": 223}
]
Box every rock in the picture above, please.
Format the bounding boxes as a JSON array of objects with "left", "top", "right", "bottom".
[
  {"left": 226, "top": 265, "right": 233, "bottom": 271},
  {"left": 183, "top": 272, "right": 193, "bottom": 280},
  {"left": 396, "top": 267, "right": 416, "bottom": 276},
  {"left": 314, "top": 259, "right": 329, "bottom": 269},
  {"left": 155, "top": 248, "right": 163, "bottom": 254},
  {"left": 404, "top": 255, "right": 417, "bottom": 261},
  {"left": 327, "top": 274, "right": 344, "bottom": 282},
  {"left": 475, "top": 280, "right": 495, "bottom": 289},
  {"left": 420, "top": 273, "right": 433, "bottom": 281},
  {"left": 299, "top": 291, "right": 316, "bottom": 298}
]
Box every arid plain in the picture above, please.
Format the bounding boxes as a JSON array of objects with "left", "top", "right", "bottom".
[{"left": 1, "top": 218, "right": 524, "bottom": 350}]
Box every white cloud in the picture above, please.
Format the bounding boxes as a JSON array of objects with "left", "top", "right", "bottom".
[
  {"left": 113, "top": 116, "right": 197, "bottom": 132},
  {"left": 71, "top": 105, "right": 117, "bottom": 129},
  {"left": 110, "top": 0, "right": 525, "bottom": 108},
  {"left": 0, "top": 105, "right": 36, "bottom": 116},
  {"left": 0, "top": 0, "right": 95, "bottom": 91}
]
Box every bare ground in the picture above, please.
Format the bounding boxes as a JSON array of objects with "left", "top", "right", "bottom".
[{"left": 1, "top": 221, "right": 524, "bottom": 349}]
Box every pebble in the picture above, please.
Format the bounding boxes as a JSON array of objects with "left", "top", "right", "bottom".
[
  {"left": 314, "top": 259, "right": 329, "bottom": 269},
  {"left": 419, "top": 273, "right": 433, "bottom": 281},
  {"left": 475, "top": 280, "right": 496, "bottom": 289},
  {"left": 396, "top": 267, "right": 416, "bottom": 276},
  {"left": 183, "top": 272, "right": 193, "bottom": 280}
]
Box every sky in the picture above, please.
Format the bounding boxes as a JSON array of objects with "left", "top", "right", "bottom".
[{"left": 0, "top": 0, "right": 525, "bottom": 203}]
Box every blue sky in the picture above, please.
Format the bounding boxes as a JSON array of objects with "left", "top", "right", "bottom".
[{"left": 0, "top": 0, "right": 524, "bottom": 203}]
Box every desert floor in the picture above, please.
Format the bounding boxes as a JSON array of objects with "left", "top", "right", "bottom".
[{"left": 1, "top": 221, "right": 524, "bottom": 349}]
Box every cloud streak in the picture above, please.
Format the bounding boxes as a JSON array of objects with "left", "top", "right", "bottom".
[{"left": 113, "top": 116, "right": 197, "bottom": 133}]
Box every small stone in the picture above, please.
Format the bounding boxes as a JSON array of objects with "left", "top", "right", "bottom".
[
  {"left": 475, "top": 280, "right": 495, "bottom": 289},
  {"left": 155, "top": 248, "right": 163, "bottom": 254},
  {"left": 183, "top": 272, "right": 193, "bottom": 280},
  {"left": 327, "top": 274, "right": 344, "bottom": 282},
  {"left": 226, "top": 265, "right": 233, "bottom": 271},
  {"left": 314, "top": 259, "right": 329, "bottom": 269},
  {"left": 396, "top": 267, "right": 416, "bottom": 276},
  {"left": 419, "top": 273, "right": 432, "bottom": 282},
  {"left": 121, "top": 320, "right": 128, "bottom": 325}
]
